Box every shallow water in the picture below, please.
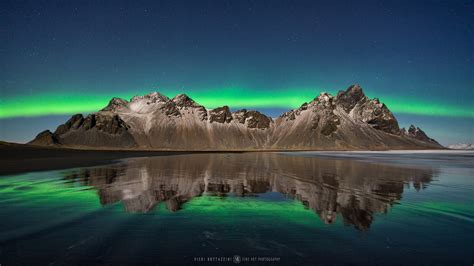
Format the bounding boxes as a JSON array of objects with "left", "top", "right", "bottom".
[{"left": 1, "top": 152, "right": 473, "bottom": 265}]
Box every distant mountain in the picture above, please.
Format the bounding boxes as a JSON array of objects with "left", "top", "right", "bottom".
[
  {"left": 29, "top": 84, "right": 443, "bottom": 150},
  {"left": 447, "top": 143, "right": 474, "bottom": 150}
]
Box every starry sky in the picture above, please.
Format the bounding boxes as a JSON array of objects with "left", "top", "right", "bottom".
[{"left": 1, "top": 0, "right": 473, "bottom": 145}]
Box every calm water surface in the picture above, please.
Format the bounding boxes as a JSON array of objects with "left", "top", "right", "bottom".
[{"left": 1, "top": 152, "right": 473, "bottom": 265}]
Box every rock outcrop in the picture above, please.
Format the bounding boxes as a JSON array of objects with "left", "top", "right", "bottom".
[
  {"left": 209, "top": 106, "right": 233, "bottom": 123},
  {"left": 30, "top": 112, "right": 137, "bottom": 148},
  {"left": 28, "top": 130, "right": 59, "bottom": 146},
  {"left": 29, "top": 84, "right": 444, "bottom": 150},
  {"left": 172, "top": 93, "right": 200, "bottom": 108},
  {"left": 401, "top": 125, "right": 439, "bottom": 144},
  {"left": 336, "top": 84, "right": 400, "bottom": 134},
  {"left": 232, "top": 109, "right": 272, "bottom": 129}
]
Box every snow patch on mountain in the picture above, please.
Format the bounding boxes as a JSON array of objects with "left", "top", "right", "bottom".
[{"left": 447, "top": 143, "right": 474, "bottom": 150}]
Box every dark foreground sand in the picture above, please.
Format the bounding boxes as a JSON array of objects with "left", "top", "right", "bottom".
[{"left": 0, "top": 142, "right": 201, "bottom": 176}]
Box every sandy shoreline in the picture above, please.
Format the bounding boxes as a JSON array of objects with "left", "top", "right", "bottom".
[
  {"left": 0, "top": 142, "right": 199, "bottom": 176},
  {"left": 0, "top": 141, "right": 453, "bottom": 176}
]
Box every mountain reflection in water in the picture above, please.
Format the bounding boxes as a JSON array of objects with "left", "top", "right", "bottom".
[{"left": 63, "top": 153, "right": 436, "bottom": 230}]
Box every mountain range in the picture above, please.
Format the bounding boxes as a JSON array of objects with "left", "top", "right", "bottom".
[{"left": 29, "top": 85, "right": 443, "bottom": 150}]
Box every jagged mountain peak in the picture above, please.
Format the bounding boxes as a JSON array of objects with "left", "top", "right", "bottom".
[
  {"left": 335, "top": 84, "right": 367, "bottom": 113},
  {"left": 312, "top": 92, "right": 336, "bottom": 108},
  {"left": 173, "top": 93, "right": 190, "bottom": 98},
  {"left": 402, "top": 124, "right": 439, "bottom": 144},
  {"left": 28, "top": 130, "right": 59, "bottom": 146},
  {"left": 341, "top": 84, "right": 365, "bottom": 100},
  {"left": 125, "top": 92, "right": 171, "bottom": 114},
  {"left": 171, "top": 93, "right": 200, "bottom": 108},
  {"left": 347, "top": 84, "right": 364, "bottom": 94},
  {"left": 407, "top": 125, "right": 426, "bottom": 136},
  {"left": 315, "top": 92, "right": 333, "bottom": 100},
  {"left": 102, "top": 97, "right": 129, "bottom": 112},
  {"left": 111, "top": 97, "right": 128, "bottom": 103},
  {"left": 147, "top": 91, "right": 169, "bottom": 100},
  {"left": 231, "top": 109, "right": 272, "bottom": 129},
  {"left": 55, "top": 114, "right": 84, "bottom": 135},
  {"left": 209, "top": 106, "right": 233, "bottom": 123},
  {"left": 130, "top": 92, "right": 169, "bottom": 103},
  {"left": 280, "top": 92, "right": 335, "bottom": 122}
]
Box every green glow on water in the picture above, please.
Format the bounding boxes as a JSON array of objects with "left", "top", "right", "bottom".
[
  {"left": 1, "top": 171, "right": 472, "bottom": 231},
  {"left": 411, "top": 201, "right": 474, "bottom": 222},
  {"left": 0, "top": 173, "right": 326, "bottom": 230},
  {"left": 177, "top": 195, "right": 324, "bottom": 227},
  {"left": 0, "top": 173, "right": 321, "bottom": 226},
  {"left": 1, "top": 88, "right": 472, "bottom": 118},
  {"left": 0, "top": 173, "right": 100, "bottom": 210}
]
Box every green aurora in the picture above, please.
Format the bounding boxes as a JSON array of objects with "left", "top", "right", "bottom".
[{"left": 1, "top": 88, "right": 473, "bottom": 119}]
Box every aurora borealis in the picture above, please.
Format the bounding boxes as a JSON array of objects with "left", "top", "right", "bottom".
[
  {"left": 1, "top": 0, "right": 473, "bottom": 145},
  {"left": 1, "top": 87, "right": 474, "bottom": 119}
]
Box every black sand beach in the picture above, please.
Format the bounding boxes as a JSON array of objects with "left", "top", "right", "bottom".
[{"left": 0, "top": 142, "right": 193, "bottom": 176}]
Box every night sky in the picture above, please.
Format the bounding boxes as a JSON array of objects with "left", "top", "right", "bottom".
[{"left": 1, "top": 0, "right": 473, "bottom": 145}]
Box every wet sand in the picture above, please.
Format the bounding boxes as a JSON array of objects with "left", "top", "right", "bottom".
[
  {"left": 0, "top": 141, "right": 448, "bottom": 176},
  {"left": 0, "top": 142, "right": 195, "bottom": 176}
]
